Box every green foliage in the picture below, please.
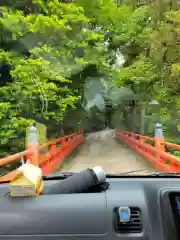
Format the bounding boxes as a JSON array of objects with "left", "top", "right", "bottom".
[
  {"left": 109, "top": 0, "right": 180, "bottom": 144},
  {"left": 0, "top": 0, "right": 108, "bottom": 156},
  {"left": 0, "top": 0, "right": 180, "bottom": 161}
]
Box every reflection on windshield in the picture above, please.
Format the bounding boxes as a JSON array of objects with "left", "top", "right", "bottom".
[{"left": 0, "top": 0, "right": 180, "bottom": 177}]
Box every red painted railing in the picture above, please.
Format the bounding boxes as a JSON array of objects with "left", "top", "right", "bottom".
[
  {"left": 116, "top": 128, "right": 180, "bottom": 172},
  {"left": 0, "top": 130, "right": 84, "bottom": 182},
  {"left": 1, "top": 127, "right": 180, "bottom": 183}
]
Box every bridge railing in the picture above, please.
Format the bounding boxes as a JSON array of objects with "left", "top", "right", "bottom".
[
  {"left": 116, "top": 128, "right": 180, "bottom": 172},
  {"left": 1, "top": 126, "right": 180, "bottom": 182},
  {"left": 0, "top": 130, "right": 84, "bottom": 182}
]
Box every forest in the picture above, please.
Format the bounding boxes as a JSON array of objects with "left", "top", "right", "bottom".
[{"left": 0, "top": 0, "right": 180, "bottom": 158}]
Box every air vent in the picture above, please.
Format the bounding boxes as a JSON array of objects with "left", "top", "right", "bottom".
[{"left": 115, "top": 207, "right": 142, "bottom": 233}]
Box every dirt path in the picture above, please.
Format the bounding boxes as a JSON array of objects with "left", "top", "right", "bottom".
[{"left": 61, "top": 129, "right": 156, "bottom": 175}]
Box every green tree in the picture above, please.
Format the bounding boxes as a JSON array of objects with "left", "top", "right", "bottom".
[{"left": 0, "top": 0, "right": 107, "bottom": 154}]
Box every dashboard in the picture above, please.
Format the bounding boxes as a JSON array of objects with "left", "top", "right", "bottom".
[{"left": 0, "top": 177, "right": 180, "bottom": 239}]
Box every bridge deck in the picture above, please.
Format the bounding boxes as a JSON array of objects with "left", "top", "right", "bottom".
[{"left": 61, "top": 130, "right": 156, "bottom": 175}]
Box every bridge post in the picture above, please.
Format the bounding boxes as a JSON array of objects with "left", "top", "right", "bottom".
[
  {"left": 26, "top": 123, "right": 39, "bottom": 166},
  {"left": 154, "top": 122, "right": 165, "bottom": 151}
]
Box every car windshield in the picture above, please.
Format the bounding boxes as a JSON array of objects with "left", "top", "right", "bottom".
[{"left": 0, "top": 0, "right": 180, "bottom": 181}]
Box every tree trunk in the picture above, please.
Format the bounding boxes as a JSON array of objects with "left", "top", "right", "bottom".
[{"left": 140, "top": 103, "right": 146, "bottom": 134}]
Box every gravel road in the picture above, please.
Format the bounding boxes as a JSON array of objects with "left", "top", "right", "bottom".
[{"left": 61, "top": 129, "right": 156, "bottom": 175}]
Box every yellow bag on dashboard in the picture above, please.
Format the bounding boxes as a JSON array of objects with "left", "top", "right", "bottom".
[{"left": 10, "top": 163, "right": 43, "bottom": 197}]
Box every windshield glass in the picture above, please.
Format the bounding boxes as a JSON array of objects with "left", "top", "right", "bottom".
[{"left": 0, "top": 0, "right": 180, "bottom": 179}]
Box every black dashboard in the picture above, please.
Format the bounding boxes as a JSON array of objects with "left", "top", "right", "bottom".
[{"left": 0, "top": 177, "right": 180, "bottom": 240}]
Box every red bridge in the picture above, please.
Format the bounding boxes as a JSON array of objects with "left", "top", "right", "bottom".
[{"left": 0, "top": 128, "right": 180, "bottom": 182}]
